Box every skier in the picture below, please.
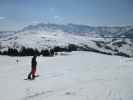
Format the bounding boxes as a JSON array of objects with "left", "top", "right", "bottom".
[{"left": 28, "top": 55, "right": 37, "bottom": 80}]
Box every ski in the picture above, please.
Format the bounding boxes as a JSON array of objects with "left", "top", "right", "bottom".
[{"left": 24, "top": 75, "right": 40, "bottom": 80}]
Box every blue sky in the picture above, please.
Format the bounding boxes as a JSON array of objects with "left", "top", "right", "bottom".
[{"left": 0, "top": 0, "right": 133, "bottom": 31}]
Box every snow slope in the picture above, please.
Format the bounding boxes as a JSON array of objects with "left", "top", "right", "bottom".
[
  {"left": 0, "top": 23, "right": 133, "bottom": 57},
  {"left": 0, "top": 51, "right": 133, "bottom": 100},
  {"left": 1, "top": 28, "right": 133, "bottom": 57}
]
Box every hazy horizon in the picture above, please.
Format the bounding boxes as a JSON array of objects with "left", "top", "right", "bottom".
[{"left": 0, "top": 0, "right": 133, "bottom": 31}]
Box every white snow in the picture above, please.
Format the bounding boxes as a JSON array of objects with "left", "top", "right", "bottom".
[
  {"left": 1, "top": 27, "right": 133, "bottom": 57},
  {"left": 0, "top": 51, "right": 133, "bottom": 100},
  {"left": 0, "top": 30, "right": 104, "bottom": 51}
]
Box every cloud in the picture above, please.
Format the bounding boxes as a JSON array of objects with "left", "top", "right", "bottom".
[
  {"left": 0, "top": 17, "right": 5, "bottom": 20},
  {"left": 54, "top": 16, "right": 60, "bottom": 19},
  {"left": 32, "top": 21, "right": 40, "bottom": 24}
]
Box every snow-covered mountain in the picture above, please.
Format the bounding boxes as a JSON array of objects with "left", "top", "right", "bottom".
[
  {"left": 0, "top": 31, "right": 15, "bottom": 38},
  {"left": 0, "top": 23, "right": 133, "bottom": 57},
  {"left": 20, "top": 23, "right": 133, "bottom": 37}
]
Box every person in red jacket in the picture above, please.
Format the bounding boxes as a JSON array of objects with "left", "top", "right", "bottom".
[{"left": 28, "top": 55, "right": 37, "bottom": 80}]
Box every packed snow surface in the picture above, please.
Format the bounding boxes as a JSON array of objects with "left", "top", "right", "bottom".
[{"left": 0, "top": 51, "right": 133, "bottom": 100}]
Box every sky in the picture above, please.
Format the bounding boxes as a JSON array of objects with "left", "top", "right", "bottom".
[{"left": 0, "top": 0, "right": 133, "bottom": 31}]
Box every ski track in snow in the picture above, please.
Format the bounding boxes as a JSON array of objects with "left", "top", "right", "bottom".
[{"left": 0, "top": 51, "right": 133, "bottom": 100}]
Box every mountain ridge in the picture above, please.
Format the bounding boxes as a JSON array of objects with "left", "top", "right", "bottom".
[{"left": 0, "top": 23, "right": 133, "bottom": 57}]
